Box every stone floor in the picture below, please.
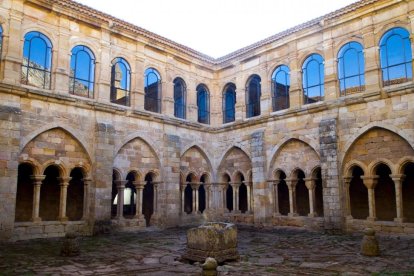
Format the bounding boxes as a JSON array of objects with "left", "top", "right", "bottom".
[{"left": 1, "top": 226, "right": 414, "bottom": 275}]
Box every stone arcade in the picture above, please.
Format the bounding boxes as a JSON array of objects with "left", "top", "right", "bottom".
[{"left": 0, "top": 0, "right": 414, "bottom": 241}]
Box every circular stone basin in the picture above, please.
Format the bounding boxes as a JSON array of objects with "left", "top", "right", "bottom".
[{"left": 183, "top": 222, "right": 239, "bottom": 263}]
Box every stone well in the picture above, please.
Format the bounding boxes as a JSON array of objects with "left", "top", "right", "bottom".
[{"left": 183, "top": 222, "right": 239, "bottom": 263}]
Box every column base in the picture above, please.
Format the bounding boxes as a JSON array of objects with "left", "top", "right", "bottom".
[
  {"left": 59, "top": 216, "right": 68, "bottom": 222},
  {"left": 367, "top": 216, "right": 376, "bottom": 222},
  {"left": 394, "top": 217, "right": 405, "bottom": 223},
  {"left": 273, "top": 212, "right": 281, "bottom": 217},
  {"left": 31, "top": 217, "right": 42, "bottom": 223},
  {"left": 288, "top": 212, "right": 297, "bottom": 217},
  {"left": 116, "top": 216, "right": 124, "bottom": 221},
  {"left": 233, "top": 210, "right": 241, "bottom": 214},
  {"left": 308, "top": 213, "right": 317, "bottom": 218}
]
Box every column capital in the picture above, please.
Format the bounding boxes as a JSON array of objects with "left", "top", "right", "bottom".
[
  {"left": 190, "top": 182, "right": 201, "bottom": 190},
  {"left": 57, "top": 177, "right": 72, "bottom": 185},
  {"left": 285, "top": 178, "right": 297, "bottom": 189},
  {"left": 343, "top": 176, "right": 353, "bottom": 185},
  {"left": 360, "top": 176, "right": 379, "bottom": 189},
  {"left": 390, "top": 174, "right": 406, "bottom": 182},
  {"left": 230, "top": 182, "right": 241, "bottom": 188},
  {"left": 30, "top": 175, "right": 46, "bottom": 183},
  {"left": 243, "top": 181, "right": 253, "bottom": 186},
  {"left": 82, "top": 178, "right": 93, "bottom": 185},
  {"left": 114, "top": 180, "right": 128, "bottom": 189},
  {"left": 133, "top": 181, "right": 146, "bottom": 189},
  {"left": 304, "top": 178, "right": 316, "bottom": 190}
]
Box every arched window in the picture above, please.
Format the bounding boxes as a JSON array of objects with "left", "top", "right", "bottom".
[
  {"left": 246, "top": 74, "right": 261, "bottom": 118},
  {"left": 21, "top": 31, "right": 52, "bottom": 89},
  {"left": 338, "top": 42, "right": 365, "bottom": 96},
  {"left": 173, "top": 77, "right": 186, "bottom": 119},
  {"left": 69, "top": 45, "right": 95, "bottom": 98},
  {"left": 271, "top": 65, "right": 290, "bottom": 111},
  {"left": 110, "top": 57, "right": 131, "bottom": 106},
  {"left": 302, "top": 54, "right": 324, "bottom": 104},
  {"left": 223, "top": 83, "right": 236, "bottom": 123},
  {"left": 144, "top": 68, "right": 161, "bottom": 113},
  {"left": 197, "top": 84, "right": 210, "bottom": 124},
  {"left": 380, "top": 27, "right": 412, "bottom": 86}
]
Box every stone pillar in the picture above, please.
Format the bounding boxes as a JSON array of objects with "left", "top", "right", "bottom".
[
  {"left": 343, "top": 177, "right": 352, "bottom": 218},
  {"left": 250, "top": 130, "right": 269, "bottom": 223},
  {"left": 271, "top": 180, "right": 280, "bottom": 216},
  {"left": 305, "top": 178, "right": 316, "bottom": 217},
  {"left": 319, "top": 118, "right": 342, "bottom": 231},
  {"left": 181, "top": 184, "right": 186, "bottom": 214},
  {"left": 133, "top": 181, "right": 145, "bottom": 219},
  {"left": 58, "top": 177, "right": 72, "bottom": 221},
  {"left": 115, "top": 180, "right": 127, "bottom": 220},
  {"left": 245, "top": 181, "right": 253, "bottom": 213},
  {"left": 391, "top": 174, "right": 406, "bottom": 223},
  {"left": 30, "top": 175, "right": 46, "bottom": 222},
  {"left": 153, "top": 182, "right": 160, "bottom": 215},
  {"left": 361, "top": 176, "right": 378, "bottom": 221},
  {"left": 82, "top": 178, "right": 92, "bottom": 220},
  {"left": 286, "top": 179, "right": 297, "bottom": 216},
  {"left": 221, "top": 183, "right": 228, "bottom": 212},
  {"left": 191, "top": 183, "right": 200, "bottom": 214},
  {"left": 204, "top": 183, "right": 211, "bottom": 210}
]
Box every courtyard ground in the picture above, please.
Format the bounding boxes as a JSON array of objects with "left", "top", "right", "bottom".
[{"left": 0, "top": 225, "right": 414, "bottom": 275}]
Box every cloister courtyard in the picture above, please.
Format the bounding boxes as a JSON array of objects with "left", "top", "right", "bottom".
[{"left": 1, "top": 225, "right": 414, "bottom": 275}]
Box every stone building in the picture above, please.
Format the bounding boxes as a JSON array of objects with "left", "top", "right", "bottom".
[{"left": 0, "top": 0, "right": 413, "bottom": 241}]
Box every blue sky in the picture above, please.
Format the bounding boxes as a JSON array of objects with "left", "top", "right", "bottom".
[{"left": 76, "top": 0, "right": 358, "bottom": 58}]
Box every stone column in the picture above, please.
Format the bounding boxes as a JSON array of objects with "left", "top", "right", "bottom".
[
  {"left": 57, "top": 177, "right": 72, "bottom": 221},
  {"left": 286, "top": 179, "right": 297, "bottom": 216},
  {"left": 270, "top": 180, "right": 280, "bottom": 216},
  {"left": 204, "top": 183, "right": 211, "bottom": 210},
  {"left": 115, "top": 180, "right": 127, "bottom": 220},
  {"left": 305, "top": 178, "right": 316, "bottom": 217},
  {"left": 245, "top": 181, "right": 253, "bottom": 213},
  {"left": 81, "top": 178, "right": 92, "bottom": 220},
  {"left": 343, "top": 177, "right": 352, "bottom": 219},
  {"left": 191, "top": 183, "right": 200, "bottom": 214},
  {"left": 153, "top": 182, "right": 161, "bottom": 215},
  {"left": 221, "top": 183, "right": 228, "bottom": 212},
  {"left": 231, "top": 183, "right": 240, "bottom": 213},
  {"left": 181, "top": 184, "right": 186, "bottom": 214},
  {"left": 133, "top": 181, "right": 145, "bottom": 219},
  {"left": 361, "top": 176, "right": 378, "bottom": 221},
  {"left": 391, "top": 174, "right": 406, "bottom": 223},
  {"left": 30, "top": 175, "right": 46, "bottom": 222}
]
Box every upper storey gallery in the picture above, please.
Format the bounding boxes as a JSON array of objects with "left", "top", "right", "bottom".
[{"left": 0, "top": 0, "right": 413, "bottom": 127}]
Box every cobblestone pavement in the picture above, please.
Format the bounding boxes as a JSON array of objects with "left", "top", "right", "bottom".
[{"left": 1, "top": 226, "right": 414, "bottom": 275}]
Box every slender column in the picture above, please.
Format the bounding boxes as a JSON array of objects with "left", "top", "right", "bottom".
[
  {"left": 361, "top": 176, "right": 378, "bottom": 221},
  {"left": 204, "top": 183, "right": 211, "bottom": 210},
  {"left": 271, "top": 180, "right": 280, "bottom": 216},
  {"left": 153, "top": 182, "right": 161, "bottom": 215},
  {"left": 30, "top": 175, "right": 46, "bottom": 222},
  {"left": 221, "top": 183, "right": 228, "bottom": 212},
  {"left": 81, "top": 178, "right": 92, "bottom": 220},
  {"left": 343, "top": 177, "right": 352, "bottom": 218},
  {"left": 245, "top": 181, "right": 252, "bottom": 213},
  {"left": 57, "top": 177, "right": 72, "bottom": 221},
  {"left": 181, "top": 184, "right": 186, "bottom": 214},
  {"left": 305, "top": 178, "right": 316, "bottom": 217},
  {"left": 191, "top": 183, "right": 200, "bottom": 214},
  {"left": 231, "top": 183, "right": 240, "bottom": 213},
  {"left": 133, "top": 181, "right": 145, "bottom": 218},
  {"left": 391, "top": 174, "right": 406, "bottom": 223},
  {"left": 115, "top": 180, "right": 127, "bottom": 220},
  {"left": 286, "top": 179, "right": 297, "bottom": 216}
]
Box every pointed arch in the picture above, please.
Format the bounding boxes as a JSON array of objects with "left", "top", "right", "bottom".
[
  {"left": 268, "top": 137, "right": 320, "bottom": 179},
  {"left": 217, "top": 146, "right": 252, "bottom": 181},
  {"left": 340, "top": 123, "right": 414, "bottom": 166},
  {"left": 20, "top": 124, "right": 93, "bottom": 163},
  {"left": 180, "top": 145, "right": 213, "bottom": 182}
]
